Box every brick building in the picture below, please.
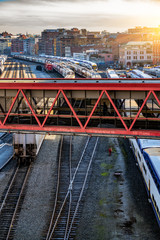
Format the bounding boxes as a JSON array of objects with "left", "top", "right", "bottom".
[
  {"left": 11, "top": 37, "right": 35, "bottom": 55},
  {"left": 153, "top": 35, "right": 160, "bottom": 65},
  {"left": 38, "top": 28, "right": 102, "bottom": 57},
  {"left": 11, "top": 38, "right": 24, "bottom": 54}
]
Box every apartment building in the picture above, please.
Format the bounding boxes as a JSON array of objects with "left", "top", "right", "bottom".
[
  {"left": 119, "top": 41, "right": 153, "bottom": 67},
  {"left": 0, "top": 38, "right": 11, "bottom": 54},
  {"left": 38, "top": 28, "right": 102, "bottom": 57},
  {"left": 153, "top": 37, "right": 160, "bottom": 65},
  {"left": 11, "top": 37, "right": 35, "bottom": 55}
]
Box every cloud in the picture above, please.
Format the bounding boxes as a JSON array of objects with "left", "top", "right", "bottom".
[
  {"left": 0, "top": 0, "right": 14, "bottom": 2},
  {"left": 0, "top": 0, "right": 160, "bottom": 34}
]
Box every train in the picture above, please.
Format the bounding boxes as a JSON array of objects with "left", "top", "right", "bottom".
[
  {"left": 13, "top": 54, "right": 74, "bottom": 78},
  {"left": 123, "top": 96, "right": 160, "bottom": 226},
  {"left": 45, "top": 60, "right": 75, "bottom": 78},
  {"left": 39, "top": 54, "right": 98, "bottom": 71},
  {"left": 73, "top": 58, "right": 98, "bottom": 71},
  {"left": 13, "top": 54, "right": 100, "bottom": 79},
  {"left": 0, "top": 132, "right": 14, "bottom": 170},
  {"left": 130, "top": 138, "right": 160, "bottom": 226},
  {"left": 127, "top": 69, "right": 152, "bottom": 78},
  {"left": 13, "top": 54, "right": 46, "bottom": 64},
  {"left": 67, "top": 61, "right": 101, "bottom": 78},
  {"left": 0, "top": 55, "right": 7, "bottom": 75},
  {"left": 106, "top": 69, "right": 119, "bottom": 78},
  {"left": 143, "top": 67, "right": 160, "bottom": 78}
]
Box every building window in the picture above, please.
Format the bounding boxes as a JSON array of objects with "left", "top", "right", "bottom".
[
  {"left": 140, "top": 51, "right": 144, "bottom": 54},
  {"left": 133, "top": 51, "right": 137, "bottom": 55},
  {"left": 147, "top": 56, "right": 151, "bottom": 60},
  {"left": 133, "top": 56, "right": 137, "bottom": 60},
  {"left": 127, "top": 51, "right": 131, "bottom": 55},
  {"left": 140, "top": 56, "right": 144, "bottom": 60},
  {"left": 146, "top": 50, "right": 152, "bottom": 54},
  {"left": 127, "top": 56, "right": 131, "bottom": 60}
]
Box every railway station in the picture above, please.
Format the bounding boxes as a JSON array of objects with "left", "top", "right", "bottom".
[{"left": 0, "top": 56, "right": 160, "bottom": 239}]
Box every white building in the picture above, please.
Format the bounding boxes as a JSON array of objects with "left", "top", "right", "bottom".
[
  {"left": 65, "top": 46, "right": 71, "bottom": 57},
  {"left": 119, "top": 41, "right": 153, "bottom": 67},
  {"left": 73, "top": 52, "right": 87, "bottom": 60}
]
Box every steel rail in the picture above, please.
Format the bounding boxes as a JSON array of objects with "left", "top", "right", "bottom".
[
  {"left": 4, "top": 62, "right": 11, "bottom": 78},
  {"left": 46, "top": 135, "right": 72, "bottom": 240},
  {"left": 0, "top": 165, "right": 19, "bottom": 213},
  {"left": 47, "top": 136, "right": 96, "bottom": 240},
  {"left": 6, "top": 164, "right": 32, "bottom": 240},
  {"left": 66, "top": 137, "right": 99, "bottom": 239},
  {"left": 0, "top": 162, "right": 32, "bottom": 240},
  {"left": 64, "top": 136, "right": 72, "bottom": 239},
  {"left": 45, "top": 135, "right": 64, "bottom": 240}
]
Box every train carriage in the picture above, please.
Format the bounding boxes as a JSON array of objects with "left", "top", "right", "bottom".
[{"left": 130, "top": 138, "right": 160, "bottom": 226}]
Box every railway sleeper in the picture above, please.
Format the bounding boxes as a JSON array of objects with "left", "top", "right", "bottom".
[{"left": 17, "top": 155, "right": 34, "bottom": 165}]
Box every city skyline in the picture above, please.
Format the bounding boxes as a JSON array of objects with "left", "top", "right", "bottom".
[{"left": 0, "top": 0, "right": 160, "bottom": 34}]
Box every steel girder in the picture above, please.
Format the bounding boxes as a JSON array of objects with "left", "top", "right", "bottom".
[{"left": 0, "top": 82, "right": 160, "bottom": 138}]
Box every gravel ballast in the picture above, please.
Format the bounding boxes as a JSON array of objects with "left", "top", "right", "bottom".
[
  {"left": 1, "top": 135, "right": 160, "bottom": 239},
  {"left": 76, "top": 137, "right": 160, "bottom": 240},
  {"left": 14, "top": 134, "right": 60, "bottom": 240}
]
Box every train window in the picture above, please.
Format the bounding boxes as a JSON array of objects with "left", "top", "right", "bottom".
[
  {"left": 138, "top": 152, "right": 141, "bottom": 161},
  {"left": 143, "top": 163, "right": 147, "bottom": 174},
  {"left": 131, "top": 143, "right": 135, "bottom": 151},
  {"left": 157, "top": 207, "right": 160, "bottom": 216}
]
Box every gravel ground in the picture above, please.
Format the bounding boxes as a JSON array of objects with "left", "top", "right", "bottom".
[
  {"left": 29, "top": 64, "right": 52, "bottom": 78},
  {"left": 1, "top": 135, "right": 160, "bottom": 240},
  {"left": 76, "top": 137, "right": 160, "bottom": 240},
  {"left": 13, "top": 134, "right": 60, "bottom": 240},
  {"left": 0, "top": 158, "right": 17, "bottom": 198}
]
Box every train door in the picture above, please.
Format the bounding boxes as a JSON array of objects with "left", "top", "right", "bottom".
[{"left": 135, "top": 148, "right": 137, "bottom": 159}]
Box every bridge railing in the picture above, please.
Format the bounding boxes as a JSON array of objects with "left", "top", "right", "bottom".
[{"left": 0, "top": 81, "right": 160, "bottom": 138}]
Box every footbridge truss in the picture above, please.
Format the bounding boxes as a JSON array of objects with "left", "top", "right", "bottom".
[{"left": 1, "top": 79, "right": 160, "bottom": 138}]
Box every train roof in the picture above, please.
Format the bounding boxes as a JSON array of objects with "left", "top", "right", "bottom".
[
  {"left": 138, "top": 139, "right": 160, "bottom": 149},
  {"left": 144, "top": 148, "right": 160, "bottom": 179},
  {"left": 131, "top": 70, "right": 152, "bottom": 78},
  {"left": 0, "top": 132, "right": 6, "bottom": 138}
]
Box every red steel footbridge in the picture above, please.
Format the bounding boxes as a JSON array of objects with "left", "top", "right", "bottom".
[{"left": 1, "top": 78, "right": 160, "bottom": 138}]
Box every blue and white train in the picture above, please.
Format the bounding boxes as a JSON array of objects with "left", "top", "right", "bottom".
[
  {"left": 130, "top": 138, "right": 160, "bottom": 226},
  {"left": 127, "top": 69, "right": 152, "bottom": 78},
  {"left": 0, "top": 55, "right": 7, "bottom": 75},
  {"left": 0, "top": 133, "right": 14, "bottom": 169},
  {"left": 106, "top": 69, "right": 119, "bottom": 78}
]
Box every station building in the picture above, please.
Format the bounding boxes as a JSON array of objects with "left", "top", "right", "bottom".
[{"left": 119, "top": 41, "right": 153, "bottom": 67}]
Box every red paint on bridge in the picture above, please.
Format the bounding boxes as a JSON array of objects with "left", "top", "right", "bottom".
[{"left": 0, "top": 81, "right": 160, "bottom": 137}]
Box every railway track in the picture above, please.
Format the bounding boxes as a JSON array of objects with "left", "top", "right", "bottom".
[
  {"left": 12, "top": 62, "right": 18, "bottom": 78},
  {"left": 2, "top": 61, "right": 12, "bottom": 78},
  {"left": 0, "top": 163, "right": 32, "bottom": 240},
  {"left": 44, "top": 135, "right": 99, "bottom": 240},
  {"left": 19, "top": 62, "right": 25, "bottom": 78},
  {"left": 0, "top": 59, "right": 35, "bottom": 79}
]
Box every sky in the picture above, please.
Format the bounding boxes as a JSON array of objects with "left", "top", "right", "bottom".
[{"left": 0, "top": 0, "right": 160, "bottom": 34}]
